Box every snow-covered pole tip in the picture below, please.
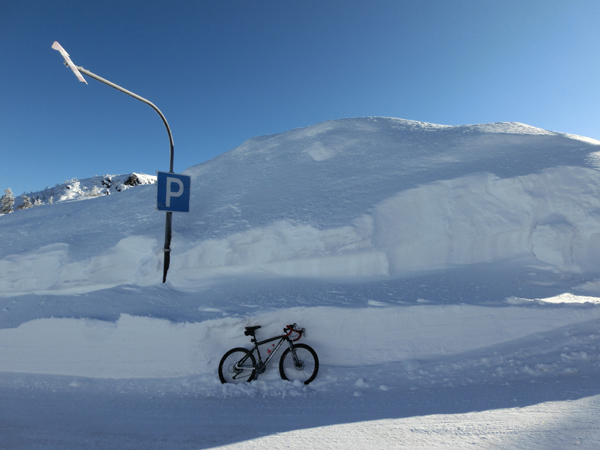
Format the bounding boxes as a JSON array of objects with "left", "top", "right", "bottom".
[{"left": 52, "top": 41, "right": 87, "bottom": 84}]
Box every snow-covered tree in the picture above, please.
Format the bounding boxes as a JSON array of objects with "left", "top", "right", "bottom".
[
  {"left": 17, "top": 195, "right": 33, "bottom": 210},
  {"left": 33, "top": 197, "right": 43, "bottom": 206},
  {"left": 1, "top": 188, "right": 14, "bottom": 214},
  {"left": 87, "top": 186, "right": 102, "bottom": 197}
]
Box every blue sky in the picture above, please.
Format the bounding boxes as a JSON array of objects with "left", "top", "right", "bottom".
[{"left": 2, "top": 0, "right": 600, "bottom": 196}]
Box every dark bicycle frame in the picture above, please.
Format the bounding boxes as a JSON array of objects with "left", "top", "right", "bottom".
[{"left": 235, "top": 327, "right": 303, "bottom": 380}]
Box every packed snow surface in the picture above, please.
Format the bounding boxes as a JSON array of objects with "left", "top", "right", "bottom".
[{"left": 1, "top": 117, "right": 600, "bottom": 448}]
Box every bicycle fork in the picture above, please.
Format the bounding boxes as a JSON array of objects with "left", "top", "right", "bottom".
[{"left": 288, "top": 342, "right": 305, "bottom": 370}]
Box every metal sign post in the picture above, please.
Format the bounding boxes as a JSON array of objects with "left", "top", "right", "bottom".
[{"left": 52, "top": 41, "right": 180, "bottom": 283}]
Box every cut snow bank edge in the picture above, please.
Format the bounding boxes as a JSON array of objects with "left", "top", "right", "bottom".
[
  {"left": 0, "top": 304, "right": 599, "bottom": 378},
  {"left": 172, "top": 166, "right": 600, "bottom": 285},
  {"left": 3, "top": 166, "right": 600, "bottom": 297}
]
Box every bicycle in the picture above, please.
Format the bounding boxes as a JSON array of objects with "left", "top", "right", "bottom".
[{"left": 218, "top": 323, "right": 319, "bottom": 385}]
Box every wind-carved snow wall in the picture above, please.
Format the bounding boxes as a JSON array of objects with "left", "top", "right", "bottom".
[
  {"left": 170, "top": 215, "right": 387, "bottom": 285},
  {"left": 372, "top": 166, "right": 600, "bottom": 275},
  {"left": 170, "top": 166, "right": 600, "bottom": 290},
  {"left": 2, "top": 167, "right": 600, "bottom": 297},
  {"left": 2, "top": 117, "right": 600, "bottom": 296}
]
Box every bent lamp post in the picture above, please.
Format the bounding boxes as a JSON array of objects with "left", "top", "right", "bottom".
[{"left": 52, "top": 41, "right": 179, "bottom": 283}]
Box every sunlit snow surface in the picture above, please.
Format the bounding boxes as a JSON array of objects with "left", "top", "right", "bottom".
[{"left": 1, "top": 117, "right": 600, "bottom": 448}]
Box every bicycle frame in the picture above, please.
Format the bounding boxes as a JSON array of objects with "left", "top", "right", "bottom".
[{"left": 236, "top": 327, "right": 303, "bottom": 380}]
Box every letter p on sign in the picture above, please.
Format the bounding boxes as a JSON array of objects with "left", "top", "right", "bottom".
[{"left": 157, "top": 172, "right": 191, "bottom": 212}]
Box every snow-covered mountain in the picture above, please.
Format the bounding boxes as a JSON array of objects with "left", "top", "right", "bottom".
[
  {"left": 176, "top": 117, "right": 600, "bottom": 285},
  {"left": 1, "top": 117, "right": 600, "bottom": 448},
  {"left": 2, "top": 117, "right": 600, "bottom": 296},
  {"left": 9, "top": 172, "right": 156, "bottom": 209}
]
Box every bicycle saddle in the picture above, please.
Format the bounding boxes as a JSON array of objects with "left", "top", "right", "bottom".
[{"left": 244, "top": 326, "right": 261, "bottom": 336}]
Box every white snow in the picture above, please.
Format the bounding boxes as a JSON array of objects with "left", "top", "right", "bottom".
[
  {"left": 1, "top": 117, "right": 600, "bottom": 448},
  {"left": 211, "top": 394, "right": 600, "bottom": 449},
  {"left": 8, "top": 172, "right": 157, "bottom": 208},
  {"left": 0, "top": 305, "right": 598, "bottom": 379}
]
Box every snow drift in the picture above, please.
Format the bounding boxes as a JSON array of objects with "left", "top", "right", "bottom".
[
  {"left": 1, "top": 118, "right": 600, "bottom": 296},
  {"left": 2, "top": 118, "right": 600, "bottom": 450},
  {"left": 1, "top": 305, "right": 599, "bottom": 378}
]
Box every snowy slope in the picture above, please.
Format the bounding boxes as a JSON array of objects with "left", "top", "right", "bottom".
[
  {"left": 2, "top": 117, "right": 600, "bottom": 296},
  {"left": 8, "top": 172, "right": 156, "bottom": 208},
  {"left": 1, "top": 117, "right": 600, "bottom": 448}
]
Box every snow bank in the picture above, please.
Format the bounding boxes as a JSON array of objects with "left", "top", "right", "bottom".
[
  {"left": 0, "top": 237, "right": 160, "bottom": 297},
  {"left": 5, "top": 164, "right": 598, "bottom": 297},
  {"left": 1, "top": 304, "right": 599, "bottom": 378},
  {"left": 373, "top": 166, "right": 600, "bottom": 274},
  {"left": 210, "top": 394, "right": 600, "bottom": 450},
  {"left": 2, "top": 118, "right": 600, "bottom": 297},
  {"left": 4, "top": 117, "right": 600, "bottom": 448},
  {"left": 172, "top": 165, "right": 600, "bottom": 288}
]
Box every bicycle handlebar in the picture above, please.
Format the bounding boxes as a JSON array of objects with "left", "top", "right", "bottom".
[{"left": 283, "top": 323, "right": 305, "bottom": 341}]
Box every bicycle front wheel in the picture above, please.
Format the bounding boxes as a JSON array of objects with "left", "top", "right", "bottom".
[
  {"left": 279, "top": 343, "right": 319, "bottom": 385},
  {"left": 218, "top": 347, "right": 256, "bottom": 383}
]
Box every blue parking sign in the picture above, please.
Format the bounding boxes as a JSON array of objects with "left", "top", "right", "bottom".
[{"left": 157, "top": 172, "right": 191, "bottom": 212}]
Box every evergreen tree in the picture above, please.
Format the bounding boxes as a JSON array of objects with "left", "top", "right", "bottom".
[
  {"left": 1, "top": 188, "right": 14, "bottom": 214},
  {"left": 87, "top": 186, "right": 102, "bottom": 197},
  {"left": 17, "top": 195, "right": 33, "bottom": 210}
]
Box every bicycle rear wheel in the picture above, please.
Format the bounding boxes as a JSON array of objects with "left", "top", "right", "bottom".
[
  {"left": 279, "top": 343, "right": 319, "bottom": 385},
  {"left": 218, "top": 347, "right": 256, "bottom": 383}
]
